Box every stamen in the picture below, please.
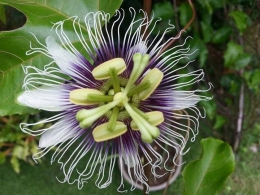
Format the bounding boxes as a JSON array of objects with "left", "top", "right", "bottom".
[
  {"left": 76, "top": 100, "right": 119, "bottom": 128},
  {"left": 92, "top": 58, "right": 126, "bottom": 80},
  {"left": 124, "top": 53, "right": 150, "bottom": 93},
  {"left": 70, "top": 88, "right": 104, "bottom": 105},
  {"left": 93, "top": 121, "right": 127, "bottom": 142},
  {"left": 123, "top": 102, "right": 160, "bottom": 143},
  {"left": 107, "top": 106, "right": 120, "bottom": 131},
  {"left": 138, "top": 68, "right": 164, "bottom": 100},
  {"left": 131, "top": 111, "right": 164, "bottom": 130},
  {"left": 109, "top": 68, "right": 121, "bottom": 93},
  {"left": 127, "top": 80, "right": 151, "bottom": 96},
  {"left": 130, "top": 104, "right": 149, "bottom": 120}
]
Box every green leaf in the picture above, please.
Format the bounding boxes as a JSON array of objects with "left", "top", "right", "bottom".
[
  {"left": 0, "top": 0, "right": 122, "bottom": 116},
  {"left": 188, "top": 35, "right": 208, "bottom": 67},
  {"left": 200, "top": 8, "right": 212, "bottom": 25},
  {"left": 0, "top": 4, "right": 6, "bottom": 24},
  {"left": 12, "top": 145, "right": 28, "bottom": 160},
  {"left": 224, "top": 41, "right": 243, "bottom": 67},
  {"left": 212, "top": 26, "right": 232, "bottom": 44},
  {"left": 229, "top": 10, "right": 250, "bottom": 33},
  {"left": 209, "top": 1, "right": 223, "bottom": 9},
  {"left": 220, "top": 75, "right": 241, "bottom": 95},
  {"left": 153, "top": 1, "right": 174, "bottom": 20},
  {"left": 11, "top": 156, "right": 20, "bottom": 173},
  {"left": 0, "top": 152, "right": 6, "bottom": 164},
  {"left": 235, "top": 53, "right": 251, "bottom": 70},
  {"left": 151, "top": 1, "right": 175, "bottom": 36},
  {"left": 196, "top": 0, "right": 212, "bottom": 14},
  {"left": 197, "top": 0, "right": 223, "bottom": 14},
  {"left": 179, "top": 2, "right": 192, "bottom": 27},
  {"left": 243, "top": 69, "right": 260, "bottom": 92},
  {"left": 199, "top": 99, "right": 216, "bottom": 120},
  {"left": 213, "top": 115, "right": 226, "bottom": 130},
  {"left": 200, "top": 22, "right": 212, "bottom": 43},
  {"left": 224, "top": 41, "right": 251, "bottom": 69},
  {"left": 183, "top": 138, "right": 235, "bottom": 195}
]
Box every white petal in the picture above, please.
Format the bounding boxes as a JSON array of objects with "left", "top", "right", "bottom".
[
  {"left": 128, "top": 41, "right": 148, "bottom": 56},
  {"left": 133, "top": 41, "right": 148, "bottom": 54},
  {"left": 45, "top": 36, "right": 81, "bottom": 75},
  {"left": 122, "top": 152, "right": 138, "bottom": 168},
  {"left": 146, "top": 90, "right": 206, "bottom": 111},
  {"left": 121, "top": 138, "right": 138, "bottom": 168},
  {"left": 171, "top": 91, "right": 201, "bottom": 110},
  {"left": 17, "top": 85, "right": 69, "bottom": 111},
  {"left": 39, "top": 118, "right": 77, "bottom": 148}
]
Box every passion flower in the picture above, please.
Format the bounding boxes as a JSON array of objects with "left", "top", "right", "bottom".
[{"left": 17, "top": 9, "right": 211, "bottom": 192}]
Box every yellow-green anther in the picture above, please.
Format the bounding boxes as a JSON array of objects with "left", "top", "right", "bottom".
[
  {"left": 79, "top": 114, "right": 100, "bottom": 129},
  {"left": 123, "top": 102, "right": 160, "bottom": 143},
  {"left": 76, "top": 100, "right": 119, "bottom": 128},
  {"left": 138, "top": 68, "right": 163, "bottom": 100},
  {"left": 127, "top": 80, "right": 151, "bottom": 96},
  {"left": 107, "top": 106, "right": 120, "bottom": 131},
  {"left": 109, "top": 68, "right": 121, "bottom": 93},
  {"left": 124, "top": 53, "right": 150, "bottom": 93},
  {"left": 92, "top": 58, "right": 126, "bottom": 80},
  {"left": 70, "top": 88, "right": 103, "bottom": 105},
  {"left": 87, "top": 94, "right": 113, "bottom": 102},
  {"left": 146, "top": 111, "right": 164, "bottom": 126},
  {"left": 131, "top": 111, "right": 164, "bottom": 130},
  {"left": 130, "top": 104, "right": 149, "bottom": 120},
  {"left": 92, "top": 121, "right": 127, "bottom": 142}
]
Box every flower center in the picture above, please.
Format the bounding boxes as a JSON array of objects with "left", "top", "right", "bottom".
[
  {"left": 70, "top": 53, "right": 164, "bottom": 143},
  {"left": 113, "top": 92, "right": 128, "bottom": 106}
]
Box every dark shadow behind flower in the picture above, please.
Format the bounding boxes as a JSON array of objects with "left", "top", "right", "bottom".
[{"left": 16, "top": 9, "right": 212, "bottom": 193}]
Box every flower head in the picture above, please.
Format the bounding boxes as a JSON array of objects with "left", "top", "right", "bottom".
[{"left": 17, "top": 9, "right": 211, "bottom": 192}]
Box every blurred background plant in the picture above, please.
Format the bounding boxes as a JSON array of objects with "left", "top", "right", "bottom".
[
  {"left": 0, "top": 114, "right": 39, "bottom": 173},
  {"left": 0, "top": 5, "right": 39, "bottom": 174},
  {"left": 148, "top": 0, "right": 260, "bottom": 151},
  {"left": 0, "top": 0, "right": 259, "bottom": 194}
]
